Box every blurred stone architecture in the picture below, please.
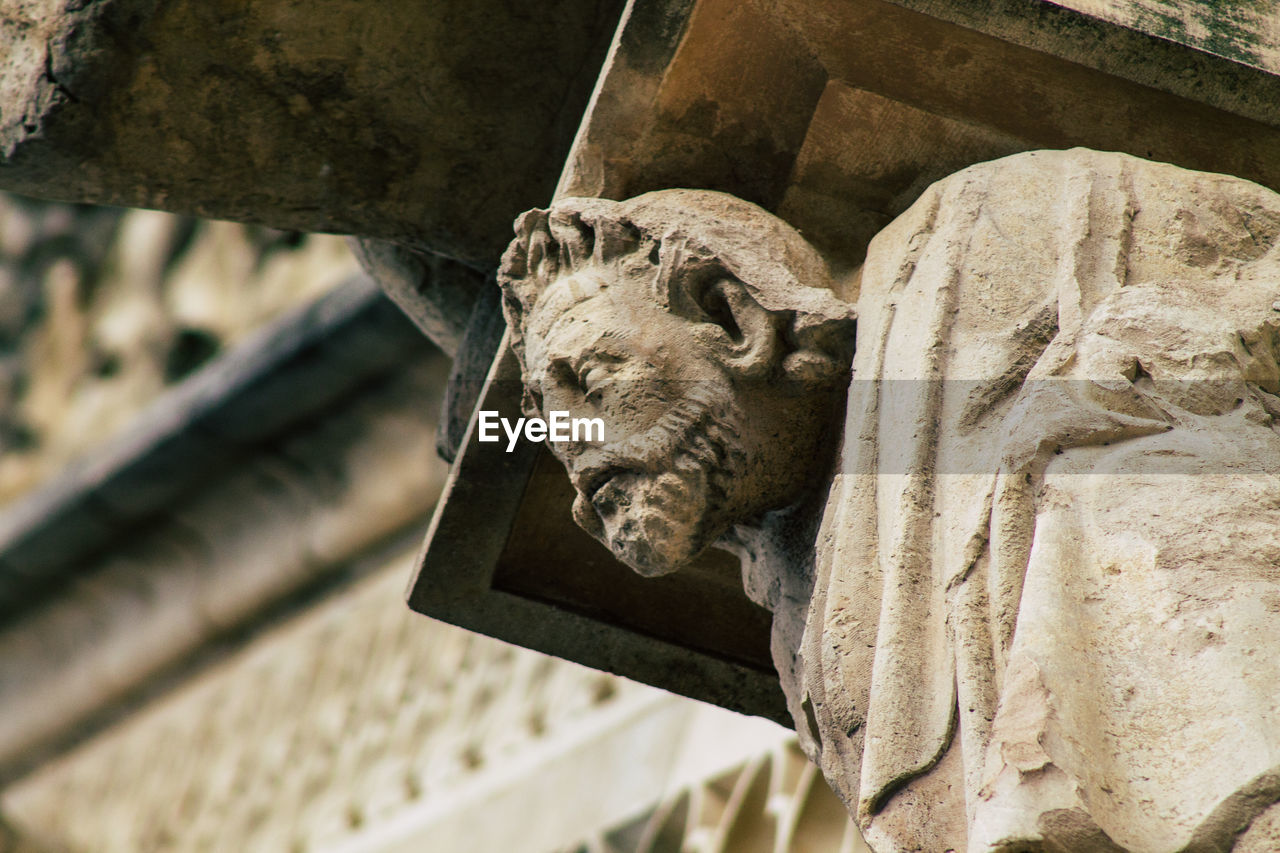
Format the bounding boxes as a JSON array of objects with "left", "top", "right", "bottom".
[
  {"left": 0, "top": 195, "right": 859, "bottom": 852},
  {"left": 1, "top": 1, "right": 1279, "bottom": 851}
]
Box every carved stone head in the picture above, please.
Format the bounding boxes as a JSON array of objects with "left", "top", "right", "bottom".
[{"left": 499, "top": 190, "right": 855, "bottom": 576}]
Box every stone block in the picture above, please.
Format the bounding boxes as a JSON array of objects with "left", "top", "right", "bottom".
[{"left": 0, "top": 0, "right": 624, "bottom": 265}]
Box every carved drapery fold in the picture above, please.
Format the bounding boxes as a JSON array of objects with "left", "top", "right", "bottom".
[{"left": 805, "top": 149, "right": 1280, "bottom": 851}]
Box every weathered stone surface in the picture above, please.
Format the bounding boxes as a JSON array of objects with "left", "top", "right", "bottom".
[
  {"left": 500, "top": 150, "right": 1280, "bottom": 851},
  {"left": 499, "top": 190, "right": 853, "bottom": 576},
  {"left": 0, "top": 0, "right": 623, "bottom": 265},
  {"left": 0, "top": 192, "right": 363, "bottom": 508},
  {"left": 1058, "top": 0, "right": 1280, "bottom": 75},
  {"left": 559, "top": 0, "right": 1280, "bottom": 280},
  {"left": 0, "top": 350, "right": 449, "bottom": 783},
  {"left": 1, "top": 545, "right": 796, "bottom": 853},
  {"left": 436, "top": 279, "right": 504, "bottom": 461},
  {"left": 877, "top": 0, "right": 1280, "bottom": 125},
  {"left": 818, "top": 149, "right": 1280, "bottom": 852},
  {"left": 346, "top": 237, "right": 484, "bottom": 356},
  {"left": 409, "top": 343, "right": 788, "bottom": 724},
  {"left": 0, "top": 273, "right": 434, "bottom": 615}
]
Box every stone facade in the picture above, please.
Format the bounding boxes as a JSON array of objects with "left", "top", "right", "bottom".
[
  {"left": 0, "top": 193, "right": 357, "bottom": 504},
  {"left": 5, "top": 2, "right": 1280, "bottom": 852},
  {"left": 501, "top": 150, "right": 1280, "bottom": 850},
  {"left": 0, "top": 195, "right": 832, "bottom": 852}
]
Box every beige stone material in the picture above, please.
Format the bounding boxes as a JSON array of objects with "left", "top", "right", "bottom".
[
  {"left": 501, "top": 190, "right": 853, "bottom": 577},
  {"left": 500, "top": 149, "right": 1280, "bottom": 851},
  {"left": 0, "top": 0, "right": 621, "bottom": 265},
  {"left": 2, "top": 553, "right": 657, "bottom": 853},
  {"left": 0, "top": 195, "right": 358, "bottom": 505},
  {"left": 0, "top": 354, "right": 448, "bottom": 780}
]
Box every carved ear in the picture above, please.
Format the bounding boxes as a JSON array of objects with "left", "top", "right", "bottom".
[{"left": 695, "top": 277, "right": 783, "bottom": 378}]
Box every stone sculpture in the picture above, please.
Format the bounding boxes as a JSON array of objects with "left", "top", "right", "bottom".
[{"left": 498, "top": 148, "right": 1280, "bottom": 852}]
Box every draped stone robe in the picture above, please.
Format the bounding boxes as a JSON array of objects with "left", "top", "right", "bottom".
[{"left": 792, "top": 149, "right": 1280, "bottom": 852}]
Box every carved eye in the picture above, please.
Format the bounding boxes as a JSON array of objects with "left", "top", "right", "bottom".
[
  {"left": 578, "top": 364, "right": 606, "bottom": 401},
  {"left": 547, "top": 358, "right": 602, "bottom": 403},
  {"left": 577, "top": 352, "right": 624, "bottom": 402},
  {"left": 697, "top": 279, "right": 743, "bottom": 343},
  {"left": 549, "top": 360, "right": 582, "bottom": 397}
]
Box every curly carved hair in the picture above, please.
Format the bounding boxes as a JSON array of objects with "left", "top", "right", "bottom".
[{"left": 498, "top": 189, "right": 856, "bottom": 386}]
